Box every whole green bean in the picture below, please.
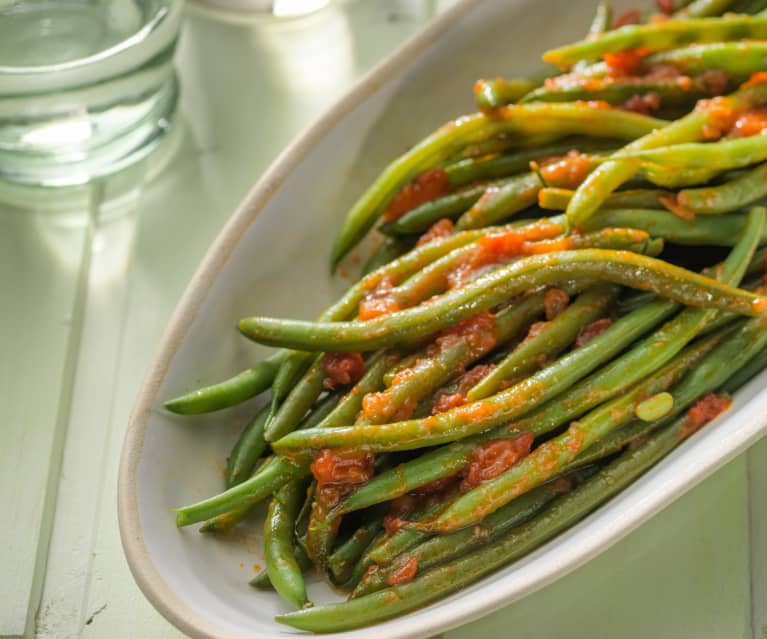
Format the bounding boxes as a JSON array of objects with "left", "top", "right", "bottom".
[
  {"left": 617, "top": 134, "right": 767, "bottom": 170},
  {"left": 585, "top": 207, "right": 767, "bottom": 245},
  {"left": 241, "top": 249, "right": 767, "bottom": 354},
  {"left": 328, "top": 507, "right": 387, "bottom": 584},
  {"left": 163, "top": 352, "right": 285, "bottom": 415},
  {"left": 265, "top": 479, "right": 310, "bottom": 608},
  {"left": 646, "top": 41, "right": 767, "bottom": 76},
  {"left": 226, "top": 404, "right": 271, "bottom": 488},
  {"left": 421, "top": 331, "right": 723, "bottom": 533},
  {"left": 331, "top": 103, "right": 666, "bottom": 266},
  {"left": 252, "top": 543, "right": 311, "bottom": 590},
  {"left": 273, "top": 209, "right": 762, "bottom": 455},
  {"left": 720, "top": 343, "right": 767, "bottom": 392},
  {"left": 379, "top": 182, "right": 491, "bottom": 236},
  {"left": 473, "top": 77, "right": 540, "bottom": 110},
  {"left": 200, "top": 394, "right": 340, "bottom": 534},
  {"left": 565, "top": 80, "right": 767, "bottom": 228},
  {"left": 539, "top": 187, "right": 670, "bottom": 211},
  {"left": 445, "top": 138, "right": 619, "bottom": 188},
  {"left": 678, "top": 161, "right": 767, "bottom": 214},
  {"left": 265, "top": 354, "right": 326, "bottom": 442},
  {"left": 522, "top": 75, "right": 720, "bottom": 107},
  {"left": 276, "top": 411, "right": 715, "bottom": 632},
  {"left": 351, "top": 477, "right": 570, "bottom": 598},
  {"left": 468, "top": 285, "right": 618, "bottom": 400},
  {"left": 543, "top": 17, "right": 767, "bottom": 68}
]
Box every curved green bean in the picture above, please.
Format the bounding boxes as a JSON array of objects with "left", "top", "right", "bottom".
[
  {"left": 331, "top": 104, "right": 666, "bottom": 267},
  {"left": 678, "top": 161, "right": 767, "bottom": 214},
  {"left": 265, "top": 480, "right": 310, "bottom": 608},
  {"left": 226, "top": 404, "right": 271, "bottom": 488},
  {"left": 474, "top": 77, "right": 540, "bottom": 110},
  {"left": 241, "top": 249, "right": 767, "bottom": 354},
  {"left": 543, "top": 16, "right": 767, "bottom": 68}
]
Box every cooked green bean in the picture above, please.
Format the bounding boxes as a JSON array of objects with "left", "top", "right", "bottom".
[
  {"left": 543, "top": 17, "right": 767, "bottom": 68},
  {"left": 678, "top": 161, "right": 767, "bottom": 214},
  {"left": 720, "top": 342, "right": 767, "bottom": 391},
  {"left": 276, "top": 408, "right": 723, "bottom": 632},
  {"left": 646, "top": 41, "right": 767, "bottom": 76},
  {"left": 617, "top": 134, "right": 767, "bottom": 170},
  {"left": 241, "top": 249, "right": 767, "bottom": 354},
  {"left": 164, "top": 352, "right": 285, "bottom": 415},
  {"left": 265, "top": 479, "right": 310, "bottom": 608},
  {"left": 474, "top": 77, "right": 540, "bottom": 110},
  {"left": 226, "top": 404, "right": 271, "bottom": 488},
  {"left": 328, "top": 508, "right": 387, "bottom": 584},
  {"left": 265, "top": 354, "right": 326, "bottom": 442},
  {"left": 677, "top": 0, "right": 738, "bottom": 18},
  {"left": 539, "top": 187, "right": 670, "bottom": 211},
  {"left": 468, "top": 285, "right": 618, "bottom": 400},
  {"left": 331, "top": 103, "right": 666, "bottom": 266}
]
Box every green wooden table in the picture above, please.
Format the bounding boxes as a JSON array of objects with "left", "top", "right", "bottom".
[{"left": 2, "top": 2, "right": 765, "bottom": 637}]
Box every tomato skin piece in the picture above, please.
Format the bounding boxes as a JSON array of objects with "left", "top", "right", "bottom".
[{"left": 323, "top": 353, "right": 366, "bottom": 389}]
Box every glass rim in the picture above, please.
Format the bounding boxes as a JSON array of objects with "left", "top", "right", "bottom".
[{"left": 0, "top": 0, "right": 183, "bottom": 95}]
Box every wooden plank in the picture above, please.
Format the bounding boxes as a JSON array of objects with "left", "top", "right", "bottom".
[{"left": 0, "top": 198, "right": 93, "bottom": 638}]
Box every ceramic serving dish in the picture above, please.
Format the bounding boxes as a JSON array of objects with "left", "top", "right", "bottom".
[{"left": 117, "top": 1, "right": 767, "bottom": 637}]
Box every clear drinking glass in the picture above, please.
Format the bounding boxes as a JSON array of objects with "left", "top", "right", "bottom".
[{"left": 0, "top": 0, "right": 183, "bottom": 186}]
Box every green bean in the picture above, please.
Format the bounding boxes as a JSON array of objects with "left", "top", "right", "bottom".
[
  {"left": 328, "top": 508, "right": 387, "bottom": 584},
  {"left": 351, "top": 477, "right": 571, "bottom": 598},
  {"left": 646, "top": 41, "right": 767, "bottom": 76},
  {"left": 361, "top": 238, "right": 413, "bottom": 276},
  {"left": 640, "top": 163, "right": 723, "bottom": 188},
  {"left": 421, "top": 209, "right": 763, "bottom": 531},
  {"left": 720, "top": 343, "right": 767, "bottom": 391},
  {"left": 522, "top": 75, "right": 720, "bottom": 107},
  {"left": 226, "top": 404, "right": 271, "bottom": 488},
  {"left": 678, "top": 161, "right": 767, "bottom": 214},
  {"left": 380, "top": 183, "right": 491, "bottom": 236},
  {"left": 585, "top": 207, "right": 767, "bottom": 245},
  {"left": 468, "top": 285, "right": 618, "bottom": 401},
  {"left": 543, "top": 17, "right": 767, "bottom": 68},
  {"left": 265, "top": 479, "right": 310, "bottom": 608},
  {"left": 200, "top": 395, "right": 340, "bottom": 534},
  {"left": 474, "top": 77, "right": 540, "bottom": 110},
  {"left": 565, "top": 75, "right": 767, "bottom": 229},
  {"left": 330, "top": 103, "right": 666, "bottom": 267},
  {"left": 617, "top": 134, "right": 767, "bottom": 170},
  {"left": 454, "top": 172, "right": 542, "bottom": 229},
  {"left": 677, "top": 0, "right": 738, "bottom": 18},
  {"left": 251, "top": 543, "right": 310, "bottom": 590},
  {"left": 272, "top": 299, "right": 676, "bottom": 455},
  {"left": 539, "top": 187, "right": 670, "bottom": 211},
  {"left": 273, "top": 209, "right": 762, "bottom": 456},
  {"left": 163, "top": 352, "right": 285, "bottom": 415},
  {"left": 276, "top": 412, "right": 716, "bottom": 632},
  {"left": 241, "top": 249, "right": 767, "bottom": 354},
  {"left": 445, "top": 138, "right": 619, "bottom": 188},
  {"left": 265, "top": 354, "right": 326, "bottom": 442}
]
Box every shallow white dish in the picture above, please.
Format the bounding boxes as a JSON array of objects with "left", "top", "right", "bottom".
[{"left": 118, "top": 1, "right": 767, "bottom": 637}]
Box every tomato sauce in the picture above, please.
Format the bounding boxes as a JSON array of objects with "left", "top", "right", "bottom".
[
  {"left": 621, "top": 92, "right": 661, "bottom": 115},
  {"left": 387, "top": 557, "right": 419, "bottom": 586},
  {"left": 460, "top": 432, "right": 535, "bottom": 491},
  {"left": 322, "top": 352, "right": 366, "bottom": 389},
  {"left": 544, "top": 288, "right": 569, "bottom": 321},
  {"left": 433, "top": 311, "right": 498, "bottom": 360},
  {"left": 383, "top": 168, "right": 451, "bottom": 222},
  {"left": 604, "top": 48, "right": 651, "bottom": 76},
  {"left": 575, "top": 317, "right": 613, "bottom": 347},
  {"left": 310, "top": 449, "right": 375, "bottom": 488},
  {"left": 416, "top": 218, "right": 455, "bottom": 247},
  {"left": 358, "top": 274, "right": 400, "bottom": 320},
  {"left": 681, "top": 393, "right": 732, "bottom": 438},
  {"left": 431, "top": 392, "right": 467, "bottom": 415},
  {"left": 539, "top": 150, "right": 594, "bottom": 189}
]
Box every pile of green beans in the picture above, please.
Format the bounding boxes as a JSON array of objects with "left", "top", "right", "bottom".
[{"left": 164, "top": 3, "right": 767, "bottom": 631}]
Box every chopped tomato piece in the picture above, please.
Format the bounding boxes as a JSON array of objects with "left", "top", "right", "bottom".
[
  {"left": 387, "top": 557, "right": 419, "bottom": 586},
  {"left": 728, "top": 107, "right": 767, "bottom": 138},
  {"left": 539, "top": 150, "right": 594, "bottom": 189},
  {"left": 456, "top": 364, "right": 496, "bottom": 395},
  {"left": 358, "top": 274, "right": 400, "bottom": 320},
  {"left": 604, "top": 48, "right": 650, "bottom": 76},
  {"left": 434, "top": 311, "right": 497, "bottom": 359},
  {"left": 323, "top": 352, "right": 366, "bottom": 389},
  {"left": 544, "top": 288, "right": 569, "bottom": 321},
  {"left": 383, "top": 168, "right": 451, "bottom": 222},
  {"left": 431, "top": 392, "right": 467, "bottom": 415},
  {"left": 575, "top": 317, "right": 613, "bottom": 347},
  {"left": 621, "top": 92, "right": 661, "bottom": 115},
  {"left": 681, "top": 393, "right": 732, "bottom": 438},
  {"left": 416, "top": 218, "right": 455, "bottom": 246},
  {"left": 700, "top": 69, "right": 729, "bottom": 97},
  {"left": 461, "top": 432, "right": 535, "bottom": 491},
  {"left": 383, "top": 495, "right": 418, "bottom": 534},
  {"left": 310, "top": 449, "right": 375, "bottom": 487}
]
